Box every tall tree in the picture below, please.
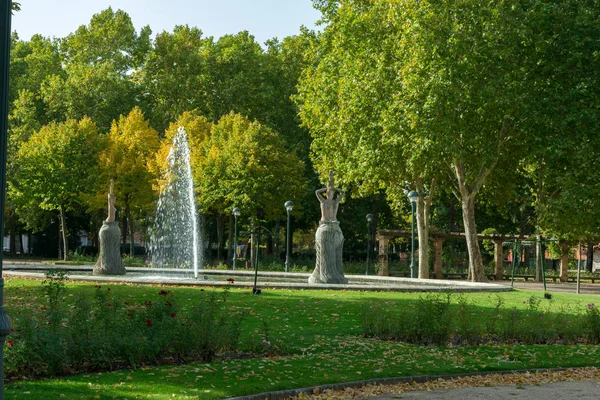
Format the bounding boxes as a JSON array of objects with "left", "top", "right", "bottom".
[
  {"left": 99, "top": 107, "right": 160, "bottom": 255},
  {"left": 195, "top": 112, "right": 306, "bottom": 220},
  {"left": 11, "top": 117, "right": 104, "bottom": 260},
  {"left": 521, "top": 1, "right": 600, "bottom": 243},
  {"left": 41, "top": 8, "right": 150, "bottom": 132},
  {"left": 301, "top": 0, "right": 599, "bottom": 282},
  {"left": 8, "top": 33, "right": 63, "bottom": 117},
  {"left": 6, "top": 34, "right": 63, "bottom": 250},
  {"left": 296, "top": 1, "right": 442, "bottom": 278},
  {"left": 193, "top": 112, "right": 307, "bottom": 263},
  {"left": 137, "top": 25, "right": 213, "bottom": 132}
]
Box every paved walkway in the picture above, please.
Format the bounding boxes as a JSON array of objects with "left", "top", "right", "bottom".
[
  {"left": 495, "top": 279, "right": 600, "bottom": 295},
  {"left": 367, "top": 379, "right": 600, "bottom": 400}
]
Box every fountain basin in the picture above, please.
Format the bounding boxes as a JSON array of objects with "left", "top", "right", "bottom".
[{"left": 2, "top": 264, "right": 511, "bottom": 293}]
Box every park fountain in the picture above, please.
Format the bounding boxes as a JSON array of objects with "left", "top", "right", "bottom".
[
  {"left": 3, "top": 146, "right": 510, "bottom": 293},
  {"left": 148, "top": 127, "right": 202, "bottom": 278}
]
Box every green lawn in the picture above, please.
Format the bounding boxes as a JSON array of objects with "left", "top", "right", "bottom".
[{"left": 4, "top": 278, "right": 600, "bottom": 399}]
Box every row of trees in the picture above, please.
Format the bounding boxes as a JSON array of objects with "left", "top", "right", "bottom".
[
  {"left": 6, "top": 7, "right": 314, "bottom": 260},
  {"left": 295, "top": 0, "right": 600, "bottom": 281},
  {"left": 5, "top": 3, "right": 599, "bottom": 280},
  {"left": 10, "top": 108, "right": 305, "bottom": 261}
]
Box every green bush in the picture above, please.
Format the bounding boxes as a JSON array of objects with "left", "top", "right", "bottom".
[
  {"left": 4, "top": 278, "right": 245, "bottom": 379},
  {"left": 361, "top": 293, "right": 597, "bottom": 347},
  {"left": 584, "top": 302, "right": 600, "bottom": 344}
]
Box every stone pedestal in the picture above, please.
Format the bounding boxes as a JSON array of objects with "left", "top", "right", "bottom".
[
  {"left": 309, "top": 221, "right": 347, "bottom": 284},
  {"left": 94, "top": 221, "right": 126, "bottom": 275}
]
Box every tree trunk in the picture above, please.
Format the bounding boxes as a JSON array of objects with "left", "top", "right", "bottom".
[
  {"left": 461, "top": 195, "right": 486, "bottom": 282},
  {"left": 371, "top": 197, "right": 378, "bottom": 262},
  {"left": 59, "top": 206, "right": 69, "bottom": 261},
  {"left": 125, "top": 203, "right": 134, "bottom": 257},
  {"left": 266, "top": 232, "right": 273, "bottom": 256},
  {"left": 57, "top": 216, "right": 62, "bottom": 260},
  {"left": 535, "top": 234, "right": 543, "bottom": 282},
  {"left": 453, "top": 160, "right": 492, "bottom": 283},
  {"left": 449, "top": 199, "right": 456, "bottom": 232},
  {"left": 250, "top": 218, "right": 256, "bottom": 269},
  {"left": 586, "top": 241, "right": 594, "bottom": 272},
  {"left": 520, "top": 209, "right": 527, "bottom": 237},
  {"left": 121, "top": 207, "right": 127, "bottom": 255},
  {"left": 227, "top": 214, "right": 234, "bottom": 267},
  {"left": 216, "top": 213, "right": 224, "bottom": 263},
  {"left": 415, "top": 178, "right": 435, "bottom": 279},
  {"left": 448, "top": 199, "right": 455, "bottom": 269},
  {"left": 274, "top": 219, "right": 281, "bottom": 259},
  {"left": 416, "top": 205, "right": 429, "bottom": 279},
  {"left": 8, "top": 212, "right": 16, "bottom": 255},
  {"left": 18, "top": 233, "right": 24, "bottom": 254}
]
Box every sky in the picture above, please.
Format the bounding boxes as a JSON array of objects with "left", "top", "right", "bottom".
[{"left": 11, "top": 0, "right": 323, "bottom": 45}]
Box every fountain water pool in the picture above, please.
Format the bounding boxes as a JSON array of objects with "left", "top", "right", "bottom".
[
  {"left": 148, "top": 127, "right": 202, "bottom": 278},
  {"left": 2, "top": 264, "right": 512, "bottom": 293}
]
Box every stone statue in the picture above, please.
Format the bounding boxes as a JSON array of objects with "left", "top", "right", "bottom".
[
  {"left": 106, "top": 180, "right": 116, "bottom": 223},
  {"left": 94, "top": 180, "right": 125, "bottom": 275},
  {"left": 309, "top": 171, "right": 348, "bottom": 284}
]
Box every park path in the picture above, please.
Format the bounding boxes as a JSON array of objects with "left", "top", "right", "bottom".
[
  {"left": 495, "top": 279, "right": 600, "bottom": 295},
  {"left": 366, "top": 379, "right": 600, "bottom": 400},
  {"left": 296, "top": 368, "right": 600, "bottom": 400}
]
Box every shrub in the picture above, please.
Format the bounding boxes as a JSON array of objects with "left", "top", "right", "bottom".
[
  {"left": 4, "top": 284, "right": 245, "bottom": 379},
  {"left": 361, "top": 293, "right": 599, "bottom": 347},
  {"left": 584, "top": 303, "right": 600, "bottom": 344},
  {"left": 362, "top": 294, "right": 453, "bottom": 346}
]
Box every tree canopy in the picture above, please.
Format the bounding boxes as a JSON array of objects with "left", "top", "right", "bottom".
[
  {"left": 11, "top": 117, "right": 104, "bottom": 259},
  {"left": 194, "top": 112, "right": 307, "bottom": 221}
]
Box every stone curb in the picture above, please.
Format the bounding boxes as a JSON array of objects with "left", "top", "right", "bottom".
[
  {"left": 2, "top": 270, "right": 511, "bottom": 293},
  {"left": 2, "top": 264, "right": 511, "bottom": 293},
  {"left": 227, "top": 367, "right": 595, "bottom": 400}
]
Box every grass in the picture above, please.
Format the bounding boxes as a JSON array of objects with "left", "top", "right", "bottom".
[{"left": 4, "top": 277, "right": 600, "bottom": 399}]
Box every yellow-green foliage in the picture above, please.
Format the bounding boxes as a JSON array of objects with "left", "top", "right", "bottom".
[
  {"left": 194, "top": 112, "right": 307, "bottom": 219},
  {"left": 13, "top": 116, "right": 104, "bottom": 212},
  {"left": 97, "top": 107, "right": 160, "bottom": 214}
]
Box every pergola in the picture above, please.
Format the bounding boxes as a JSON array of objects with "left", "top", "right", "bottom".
[{"left": 376, "top": 230, "right": 571, "bottom": 282}]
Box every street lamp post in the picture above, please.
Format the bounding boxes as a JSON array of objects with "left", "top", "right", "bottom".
[
  {"left": 408, "top": 191, "right": 419, "bottom": 279},
  {"left": 253, "top": 227, "right": 262, "bottom": 295},
  {"left": 0, "top": 2, "right": 13, "bottom": 398},
  {"left": 232, "top": 207, "right": 240, "bottom": 270},
  {"left": 252, "top": 226, "right": 274, "bottom": 295},
  {"left": 284, "top": 201, "right": 293, "bottom": 272},
  {"left": 366, "top": 213, "right": 373, "bottom": 275}
]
